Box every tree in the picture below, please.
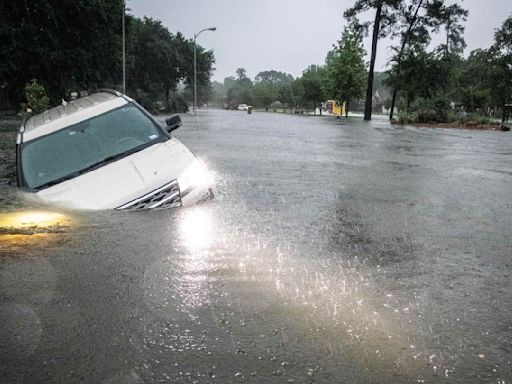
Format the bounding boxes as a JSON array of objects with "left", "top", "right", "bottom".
[
  {"left": 344, "top": 0, "right": 402, "bottom": 120},
  {"left": 253, "top": 81, "right": 277, "bottom": 110},
  {"left": 324, "top": 22, "right": 367, "bottom": 117},
  {"left": 20, "top": 79, "right": 50, "bottom": 115},
  {"left": 126, "top": 17, "right": 178, "bottom": 109},
  {"left": 226, "top": 68, "right": 254, "bottom": 107},
  {"left": 236, "top": 68, "right": 248, "bottom": 81},
  {"left": 254, "top": 70, "right": 293, "bottom": 110},
  {"left": 125, "top": 19, "right": 214, "bottom": 112},
  {"left": 386, "top": 0, "right": 468, "bottom": 119},
  {"left": 0, "top": 0, "right": 124, "bottom": 105},
  {"left": 428, "top": 0, "right": 468, "bottom": 57},
  {"left": 490, "top": 14, "right": 512, "bottom": 121},
  {"left": 253, "top": 70, "right": 294, "bottom": 110},
  {"left": 299, "top": 65, "right": 325, "bottom": 114},
  {"left": 387, "top": 0, "right": 430, "bottom": 119},
  {"left": 254, "top": 70, "right": 293, "bottom": 85},
  {"left": 385, "top": 45, "right": 446, "bottom": 110},
  {"left": 0, "top": 2, "right": 215, "bottom": 111},
  {"left": 291, "top": 79, "right": 305, "bottom": 112},
  {"left": 459, "top": 50, "right": 492, "bottom": 112}
]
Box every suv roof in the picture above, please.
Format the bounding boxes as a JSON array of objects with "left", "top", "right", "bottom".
[{"left": 20, "top": 92, "right": 129, "bottom": 142}]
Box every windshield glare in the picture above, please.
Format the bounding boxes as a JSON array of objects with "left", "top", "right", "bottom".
[{"left": 21, "top": 104, "right": 164, "bottom": 189}]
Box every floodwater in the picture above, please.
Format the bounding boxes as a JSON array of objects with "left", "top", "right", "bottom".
[{"left": 1, "top": 110, "right": 511, "bottom": 383}]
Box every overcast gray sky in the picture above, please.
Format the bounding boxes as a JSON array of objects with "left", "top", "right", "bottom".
[{"left": 129, "top": 0, "right": 512, "bottom": 82}]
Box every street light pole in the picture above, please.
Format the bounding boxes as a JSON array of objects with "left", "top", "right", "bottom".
[{"left": 193, "top": 27, "right": 216, "bottom": 116}]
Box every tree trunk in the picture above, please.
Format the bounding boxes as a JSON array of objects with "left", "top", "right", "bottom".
[
  {"left": 390, "top": 88, "right": 398, "bottom": 120},
  {"left": 445, "top": 20, "right": 450, "bottom": 58},
  {"left": 389, "top": 0, "right": 424, "bottom": 120},
  {"left": 364, "top": 4, "right": 382, "bottom": 121},
  {"left": 345, "top": 101, "right": 349, "bottom": 118},
  {"left": 165, "top": 87, "right": 170, "bottom": 111}
]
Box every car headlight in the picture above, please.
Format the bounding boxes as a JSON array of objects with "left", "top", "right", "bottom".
[{"left": 178, "top": 160, "right": 214, "bottom": 196}]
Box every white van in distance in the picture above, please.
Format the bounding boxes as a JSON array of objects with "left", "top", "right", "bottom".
[{"left": 16, "top": 90, "right": 213, "bottom": 210}]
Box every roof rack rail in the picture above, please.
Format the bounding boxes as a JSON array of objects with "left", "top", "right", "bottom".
[{"left": 98, "top": 88, "right": 123, "bottom": 97}]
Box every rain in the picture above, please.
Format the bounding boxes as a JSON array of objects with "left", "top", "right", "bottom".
[{"left": 1, "top": 111, "right": 511, "bottom": 383}]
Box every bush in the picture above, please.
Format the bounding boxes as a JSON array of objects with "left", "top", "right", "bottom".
[
  {"left": 20, "top": 79, "right": 49, "bottom": 116},
  {"left": 409, "top": 96, "right": 450, "bottom": 123},
  {"left": 270, "top": 101, "right": 282, "bottom": 112},
  {"left": 416, "top": 109, "right": 446, "bottom": 123},
  {"left": 170, "top": 93, "right": 189, "bottom": 113},
  {"left": 397, "top": 112, "right": 417, "bottom": 124},
  {"left": 467, "top": 113, "right": 491, "bottom": 125}
]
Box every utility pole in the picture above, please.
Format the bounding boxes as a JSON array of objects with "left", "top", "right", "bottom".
[{"left": 193, "top": 27, "right": 216, "bottom": 115}]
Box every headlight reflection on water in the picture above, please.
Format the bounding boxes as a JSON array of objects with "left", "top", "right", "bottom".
[
  {"left": 0, "top": 210, "right": 73, "bottom": 250},
  {"left": 169, "top": 207, "right": 217, "bottom": 313},
  {"left": 0, "top": 210, "right": 71, "bottom": 234},
  {"left": 179, "top": 207, "right": 214, "bottom": 253}
]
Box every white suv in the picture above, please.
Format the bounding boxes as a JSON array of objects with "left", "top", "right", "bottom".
[{"left": 16, "top": 90, "right": 213, "bottom": 210}]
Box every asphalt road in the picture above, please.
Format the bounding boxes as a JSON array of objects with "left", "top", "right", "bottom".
[{"left": 1, "top": 109, "right": 511, "bottom": 383}]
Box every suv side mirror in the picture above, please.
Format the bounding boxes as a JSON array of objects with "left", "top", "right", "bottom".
[{"left": 165, "top": 114, "right": 182, "bottom": 133}]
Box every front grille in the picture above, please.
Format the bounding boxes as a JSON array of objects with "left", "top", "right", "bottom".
[{"left": 116, "top": 180, "right": 181, "bottom": 210}]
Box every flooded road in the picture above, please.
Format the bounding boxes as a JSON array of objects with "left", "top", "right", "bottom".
[{"left": 1, "top": 110, "right": 511, "bottom": 383}]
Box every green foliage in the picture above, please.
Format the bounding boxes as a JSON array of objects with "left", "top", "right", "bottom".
[
  {"left": 458, "top": 113, "right": 492, "bottom": 125},
  {"left": 415, "top": 109, "right": 446, "bottom": 123},
  {"left": 396, "top": 110, "right": 494, "bottom": 125},
  {"left": 253, "top": 70, "right": 293, "bottom": 109},
  {"left": 414, "top": 96, "right": 449, "bottom": 122},
  {"left": 169, "top": 92, "right": 189, "bottom": 113},
  {"left": 20, "top": 80, "right": 49, "bottom": 116},
  {"left": 344, "top": 0, "right": 403, "bottom": 37},
  {"left": 222, "top": 68, "right": 296, "bottom": 110},
  {"left": 253, "top": 81, "right": 277, "bottom": 109},
  {"left": 427, "top": 1, "right": 468, "bottom": 57},
  {"left": 0, "top": 2, "right": 215, "bottom": 111},
  {"left": 298, "top": 65, "right": 325, "bottom": 111},
  {"left": 490, "top": 14, "right": 512, "bottom": 119},
  {"left": 1, "top": 0, "right": 125, "bottom": 104},
  {"left": 290, "top": 79, "right": 305, "bottom": 111},
  {"left": 225, "top": 68, "right": 254, "bottom": 107},
  {"left": 397, "top": 112, "right": 415, "bottom": 124},
  {"left": 344, "top": 0, "right": 404, "bottom": 119},
  {"left": 126, "top": 18, "right": 214, "bottom": 111},
  {"left": 324, "top": 22, "right": 367, "bottom": 114}
]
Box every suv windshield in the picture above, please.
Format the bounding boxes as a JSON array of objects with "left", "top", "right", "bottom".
[{"left": 20, "top": 104, "right": 164, "bottom": 189}]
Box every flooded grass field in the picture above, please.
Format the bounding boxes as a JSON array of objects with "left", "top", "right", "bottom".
[{"left": 1, "top": 110, "right": 511, "bottom": 383}]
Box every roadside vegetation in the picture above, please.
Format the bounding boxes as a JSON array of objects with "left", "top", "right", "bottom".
[
  {"left": 0, "top": 1, "right": 511, "bottom": 128},
  {"left": 214, "top": 2, "right": 511, "bottom": 128},
  {"left": 0, "top": 1, "right": 214, "bottom": 114}
]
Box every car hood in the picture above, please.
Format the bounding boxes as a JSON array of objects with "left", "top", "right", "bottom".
[{"left": 33, "top": 138, "right": 197, "bottom": 210}]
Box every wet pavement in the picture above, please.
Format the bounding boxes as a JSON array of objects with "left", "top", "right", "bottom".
[{"left": 0, "top": 110, "right": 511, "bottom": 383}]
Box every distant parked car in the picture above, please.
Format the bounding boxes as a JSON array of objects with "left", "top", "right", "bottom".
[
  {"left": 16, "top": 90, "right": 213, "bottom": 210},
  {"left": 238, "top": 104, "right": 249, "bottom": 111}
]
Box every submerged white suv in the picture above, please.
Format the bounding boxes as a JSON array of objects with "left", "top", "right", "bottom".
[{"left": 16, "top": 90, "right": 213, "bottom": 210}]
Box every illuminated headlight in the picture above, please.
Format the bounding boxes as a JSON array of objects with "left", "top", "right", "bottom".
[{"left": 178, "top": 159, "right": 214, "bottom": 196}]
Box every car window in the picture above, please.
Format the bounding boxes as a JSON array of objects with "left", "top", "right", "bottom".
[{"left": 20, "top": 104, "right": 164, "bottom": 189}]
